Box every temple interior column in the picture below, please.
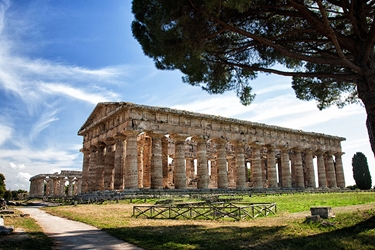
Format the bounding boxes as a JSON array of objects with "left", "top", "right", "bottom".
[
  {"left": 113, "top": 134, "right": 126, "bottom": 190},
  {"left": 80, "top": 148, "right": 90, "bottom": 193},
  {"left": 293, "top": 149, "right": 305, "bottom": 188},
  {"left": 150, "top": 133, "right": 163, "bottom": 189},
  {"left": 104, "top": 139, "right": 116, "bottom": 190},
  {"left": 325, "top": 152, "right": 337, "bottom": 188},
  {"left": 316, "top": 151, "right": 327, "bottom": 188},
  {"left": 235, "top": 141, "right": 247, "bottom": 189},
  {"left": 209, "top": 158, "right": 217, "bottom": 188},
  {"left": 172, "top": 135, "right": 187, "bottom": 189},
  {"left": 45, "top": 178, "right": 51, "bottom": 196},
  {"left": 227, "top": 156, "right": 236, "bottom": 187},
  {"left": 305, "top": 150, "right": 316, "bottom": 188},
  {"left": 335, "top": 152, "right": 346, "bottom": 188},
  {"left": 215, "top": 139, "right": 228, "bottom": 189},
  {"left": 195, "top": 137, "right": 209, "bottom": 189},
  {"left": 161, "top": 137, "right": 169, "bottom": 188},
  {"left": 266, "top": 147, "right": 278, "bottom": 188},
  {"left": 124, "top": 131, "right": 139, "bottom": 189},
  {"left": 251, "top": 144, "right": 263, "bottom": 188},
  {"left": 281, "top": 148, "right": 291, "bottom": 188},
  {"left": 186, "top": 158, "right": 195, "bottom": 187},
  {"left": 75, "top": 177, "right": 82, "bottom": 195},
  {"left": 53, "top": 177, "right": 59, "bottom": 196}
]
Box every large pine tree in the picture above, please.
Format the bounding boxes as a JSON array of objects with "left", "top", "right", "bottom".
[
  {"left": 132, "top": 0, "right": 375, "bottom": 158},
  {"left": 352, "top": 152, "right": 372, "bottom": 190}
]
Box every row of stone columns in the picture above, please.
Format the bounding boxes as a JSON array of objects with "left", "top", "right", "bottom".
[
  {"left": 29, "top": 175, "right": 82, "bottom": 198},
  {"left": 81, "top": 132, "right": 346, "bottom": 193}
]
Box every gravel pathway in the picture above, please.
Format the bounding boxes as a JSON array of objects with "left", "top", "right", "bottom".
[{"left": 17, "top": 206, "right": 144, "bottom": 250}]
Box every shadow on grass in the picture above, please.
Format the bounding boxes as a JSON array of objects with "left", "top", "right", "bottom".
[
  {"left": 103, "top": 215, "right": 375, "bottom": 250},
  {"left": 0, "top": 231, "right": 53, "bottom": 250}
]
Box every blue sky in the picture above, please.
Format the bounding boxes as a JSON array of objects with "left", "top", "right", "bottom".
[{"left": 0, "top": 0, "right": 373, "bottom": 191}]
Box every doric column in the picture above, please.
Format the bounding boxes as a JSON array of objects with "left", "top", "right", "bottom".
[
  {"left": 316, "top": 151, "right": 327, "bottom": 188},
  {"left": 59, "top": 177, "right": 66, "bottom": 196},
  {"left": 75, "top": 177, "right": 82, "bottom": 195},
  {"left": 281, "top": 148, "right": 291, "bottom": 188},
  {"left": 37, "top": 178, "right": 45, "bottom": 197},
  {"left": 227, "top": 156, "right": 236, "bottom": 187},
  {"left": 186, "top": 157, "right": 195, "bottom": 186},
  {"left": 251, "top": 144, "right": 263, "bottom": 188},
  {"left": 68, "top": 177, "right": 74, "bottom": 196},
  {"left": 214, "top": 138, "right": 228, "bottom": 189},
  {"left": 124, "top": 131, "right": 139, "bottom": 189},
  {"left": 234, "top": 141, "right": 247, "bottom": 189},
  {"left": 150, "top": 133, "right": 164, "bottom": 189},
  {"left": 325, "top": 152, "right": 337, "bottom": 188},
  {"left": 95, "top": 142, "right": 105, "bottom": 191},
  {"left": 194, "top": 136, "right": 209, "bottom": 189},
  {"left": 171, "top": 134, "right": 187, "bottom": 189},
  {"left": 335, "top": 152, "right": 346, "bottom": 188},
  {"left": 305, "top": 150, "right": 316, "bottom": 188},
  {"left": 53, "top": 177, "right": 59, "bottom": 196},
  {"left": 293, "top": 149, "right": 305, "bottom": 188},
  {"left": 88, "top": 146, "right": 97, "bottom": 192},
  {"left": 103, "top": 139, "right": 116, "bottom": 190},
  {"left": 113, "top": 134, "right": 126, "bottom": 190},
  {"left": 266, "top": 147, "right": 278, "bottom": 188},
  {"left": 80, "top": 148, "right": 90, "bottom": 193},
  {"left": 161, "top": 137, "right": 169, "bottom": 188}
]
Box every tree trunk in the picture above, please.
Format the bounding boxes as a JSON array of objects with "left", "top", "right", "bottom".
[{"left": 357, "top": 76, "right": 375, "bottom": 159}]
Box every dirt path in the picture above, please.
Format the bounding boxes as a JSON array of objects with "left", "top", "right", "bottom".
[{"left": 17, "top": 206, "right": 144, "bottom": 250}]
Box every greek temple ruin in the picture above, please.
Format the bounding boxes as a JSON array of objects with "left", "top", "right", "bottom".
[
  {"left": 77, "top": 102, "right": 346, "bottom": 193},
  {"left": 29, "top": 171, "right": 82, "bottom": 198}
]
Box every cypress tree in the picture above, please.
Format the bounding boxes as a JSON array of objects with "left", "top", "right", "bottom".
[{"left": 352, "top": 152, "right": 372, "bottom": 190}]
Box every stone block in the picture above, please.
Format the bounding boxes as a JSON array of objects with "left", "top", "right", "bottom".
[{"left": 310, "top": 207, "right": 334, "bottom": 219}]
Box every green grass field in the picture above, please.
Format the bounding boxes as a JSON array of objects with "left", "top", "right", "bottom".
[{"left": 45, "top": 191, "right": 375, "bottom": 250}]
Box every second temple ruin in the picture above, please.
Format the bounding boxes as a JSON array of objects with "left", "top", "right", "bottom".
[{"left": 75, "top": 102, "right": 346, "bottom": 194}]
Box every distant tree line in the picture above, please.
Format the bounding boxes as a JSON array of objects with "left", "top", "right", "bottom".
[{"left": 0, "top": 173, "right": 28, "bottom": 200}]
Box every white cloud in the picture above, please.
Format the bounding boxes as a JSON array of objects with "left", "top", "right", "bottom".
[
  {"left": 0, "top": 124, "right": 12, "bottom": 145},
  {"left": 40, "top": 83, "right": 119, "bottom": 104},
  {"left": 10, "top": 162, "right": 25, "bottom": 169}
]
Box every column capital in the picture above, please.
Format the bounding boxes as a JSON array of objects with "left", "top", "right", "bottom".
[
  {"left": 211, "top": 137, "right": 227, "bottom": 144},
  {"left": 113, "top": 133, "right": 127, "bottom": 140},
  {"left": 334, "top": 151, "right": 345, "bottom": 156},
  {"left": 104, "top": 137, "right": 116, "bottom": 145},
  {"left": 170, "top": 133, "right": 189, "bottom": 142},
  {"left": 147, "top": 132, "right": 166, "bottom": 139},
  {"left": 192, "top": 135, "right": 210, "bottom": 142},
  {"left": 123, "top": 130, "right": 140, "bottom": 136},
  {"left": 80, "top": 148, "right": 90, "bottom": 154}
]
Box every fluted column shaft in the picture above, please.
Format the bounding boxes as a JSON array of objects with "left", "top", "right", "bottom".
[
  {"left": 104, "top": 140, "right": 116, "bottom": 190},
  {"left": 235, "top": 141, "right": 247, "bottom": 189},
  {"left": 325, "top": 152, "right": 337, "bottom": 188},
  {"left": 80, "top": 148, "right": 90, "bottom": 193},
  {"left": 59, "top": 177, "right": 66, "bottom": 196},
  {"left": 124, "top": 132, "right": 139, "bottom": 189},
  {"left": 335, "top": 152, "right": 346, "bottom": 188},
  {"left": 114, "top": 135, "right": 126, "bottom": 190},
  {"left": 281, "top": 149, "right": 291, "bottom": 188},
  {"left": 305, "top": 150, "right": 316, "bottom": 188},
  {"left": 215, "top": 139, "right": 228, "bottom": 189},
  {"left": 252, "top": 145, "right": 263, "bottom": 188},
  {"left": 95, "top": 143, "right": 105, "bottom": 191},
  {"left": 88, "top": 146, "right": 97, "bottom": 192},
  {"left": 150, "top": 133, "right": 163, "bottom": 189},
  {"left": 316, "top": 152, "right": 327, "bottom": 188},
  {"left": 68, "top": 178, "right": 74, "bottom": 196},
  {"left": 161, "top": 137, "right": 169, "bottom": 188},
  {"left": 196, "top": 138, "right": 209, "bottom": 189},
  {"left": 267, "top": 147, "right": 278, "bottom": 188},
  {"left": 173, "top": 135, "right": 187, "bottom": 189},
  {"left": 293, "top": 149, "right": 305, "bottom": 188}
]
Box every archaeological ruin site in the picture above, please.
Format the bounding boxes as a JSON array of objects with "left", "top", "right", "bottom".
[{"left": 29, "top": 102, "right": 346, "bottom": 198}]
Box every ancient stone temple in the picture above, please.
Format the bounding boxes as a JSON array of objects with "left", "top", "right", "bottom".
[
  {"left": 78, "top": 102, "right": 346, "bottom": 193},
  {"left": 29, "top": 171, "right": 82, "bottom": 198}
]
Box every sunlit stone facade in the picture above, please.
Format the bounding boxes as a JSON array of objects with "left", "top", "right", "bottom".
[{"left": 77, "top": 102, "right": 346, "bottom": 193}]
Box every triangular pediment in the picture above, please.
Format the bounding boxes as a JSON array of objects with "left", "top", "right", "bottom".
[{"left": 78, "top": 102, "right": 122, "bottom": 135}]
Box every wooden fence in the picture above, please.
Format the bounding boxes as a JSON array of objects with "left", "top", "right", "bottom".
[{"left": 133, "top": 202, "right": 276, "bottom": 221}]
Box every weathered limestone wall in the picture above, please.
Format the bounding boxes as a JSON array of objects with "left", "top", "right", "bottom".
[
  {"left": 77, "top": 102, "right": 346, "bottom": 193},
  {"left": 29, "top": 171, "right": 82, "bottom": 198}
]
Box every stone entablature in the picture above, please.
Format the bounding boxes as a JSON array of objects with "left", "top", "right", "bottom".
[
  {"left": 78, "top": 102, "right": 346, "bottom": 193},
  {"left": 29, "top": 171, "right": 82, "bottom": 198}
]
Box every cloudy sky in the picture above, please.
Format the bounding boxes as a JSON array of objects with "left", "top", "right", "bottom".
[{"left": 0, "top": 0, "right": 373, "bottom": 191}]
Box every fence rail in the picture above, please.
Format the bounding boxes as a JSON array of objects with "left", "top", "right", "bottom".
[{"left": 133, "top": 202, "right": 276, "bottom": 221}]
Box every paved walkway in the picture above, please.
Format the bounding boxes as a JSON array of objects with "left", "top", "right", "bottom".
[{"left": 17, "top": 206, "right": 144, "bottom": 250}]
